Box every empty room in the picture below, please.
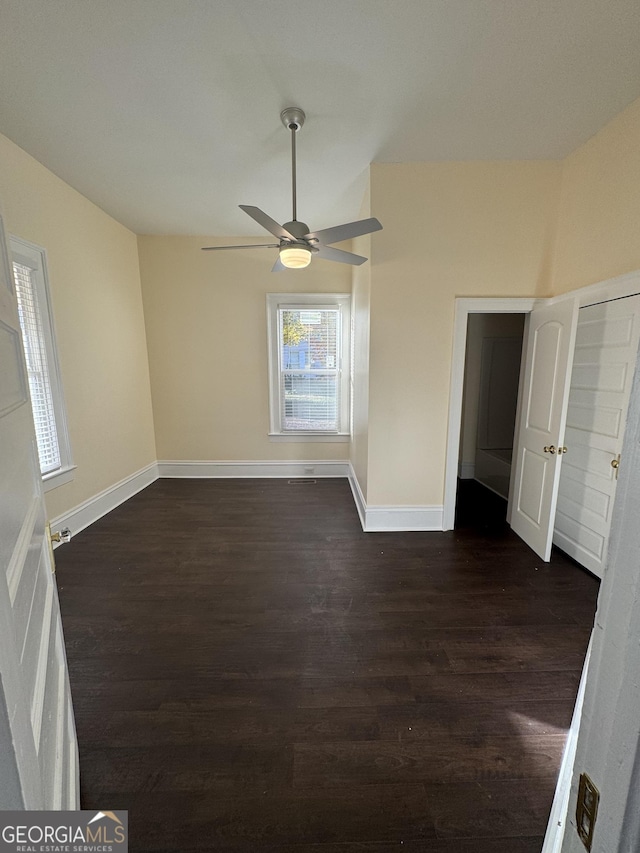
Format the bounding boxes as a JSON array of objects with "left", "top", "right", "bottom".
[{"left": 1, "top": 2, "right": 640, "bottom": 851}]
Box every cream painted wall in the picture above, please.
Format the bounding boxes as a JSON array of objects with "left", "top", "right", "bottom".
[
  {"left": 365, "top": 161, "right": 561, "bottom": 506},
  {"left": 0, "top": 133, "right": 156, "bottom": 521},
  {"left": 2, "top": 93, "right": 638, "bottom": 521},
  {"left": 349, "top": 180, "right": 372, "bottom": 499},
  {"left": 553, "top": 96, "right": 640, "bottom": 294},
  {"left": 137, "top": 236, "right": 351, "bottom": 462}
]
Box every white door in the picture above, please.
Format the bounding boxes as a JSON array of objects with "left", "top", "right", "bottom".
[
  {"left": 0, "top": 212, "right": 79, "bottom": 809},
  {"left": 553, "top": 295, "right": 640, "bottom": 578},
  {"left": 510, "top": 298, "right": 578, "bottom": 560}
]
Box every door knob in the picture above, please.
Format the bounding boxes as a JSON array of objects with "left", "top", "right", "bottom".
[
  {"left": 543, "top": 445, "right": 556, "bottom": 454},
  {"left": 558, "top": 446, "right": 568, "bottom": 455},
  {"left": 611, "top": 454, "right": 621, "bottom": 479}
]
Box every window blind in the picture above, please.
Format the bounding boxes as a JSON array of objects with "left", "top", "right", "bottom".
[
  {"left": 13, "top": 261, "right": 62, "bottom": 474},
  {"left": 279, "top": 307, "right": 340, "bottom": 431}
]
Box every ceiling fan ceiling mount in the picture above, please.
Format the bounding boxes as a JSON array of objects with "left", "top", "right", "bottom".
[
  {"left": 280, "top": 107, "right": 305, "bottom": 132},
  {"left": 201, "top": 107, "right": 382, "bottom": 270}
]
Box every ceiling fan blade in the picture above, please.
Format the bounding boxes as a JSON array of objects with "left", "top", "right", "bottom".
[
  {"left": 314, "top": 245, "right": 368, "bottom": 266},
  {"left": 304, "top": 217, "right": 382, "bottom": 246},
  {"left": 201, "top": 243, "right": 279, "bottom": 251},
  {"left": 239, "top": 205, "right": 296, "bottom": 240},
  {"left": 271, "top": 256, "right": 286, "bottom": 272}
]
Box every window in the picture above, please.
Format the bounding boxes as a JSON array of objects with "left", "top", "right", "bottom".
[
  {"left": 10, "top": 237, "right": 73, "bottom": 489},
  {"left": 267, "top": 293, "right": 351, "bottom": 439}
]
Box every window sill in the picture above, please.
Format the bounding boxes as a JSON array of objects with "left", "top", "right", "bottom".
[
  {"left": 43, "top": 465, "right": 76, "bottom": 492},
  {"left": 268, "top": 433, "right": 350, "bottom": 443}
]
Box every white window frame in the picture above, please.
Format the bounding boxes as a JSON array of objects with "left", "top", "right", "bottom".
[
  {"left": 10, "top": 236, "right": 74, "bottom": 490},
  {"left": 266, "top": 292, "right": 351, "bottom": 441}
]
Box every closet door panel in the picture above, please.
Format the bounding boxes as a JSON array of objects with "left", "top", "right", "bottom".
[{"left": 553, "top": 295, "right": 640, "bottom": 578}]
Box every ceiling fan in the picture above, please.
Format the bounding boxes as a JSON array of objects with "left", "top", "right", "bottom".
[{"left": 202, "top": 107, "right": 382, "bottom": 270}]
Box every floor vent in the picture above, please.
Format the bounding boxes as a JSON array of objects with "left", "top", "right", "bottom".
[{"left": 287, "top": 478, "right": 317, "bottom": 485}]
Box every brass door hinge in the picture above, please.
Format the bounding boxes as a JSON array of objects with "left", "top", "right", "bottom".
[{"left": 45, "top": 524, "right": 71, "bottom": 574}]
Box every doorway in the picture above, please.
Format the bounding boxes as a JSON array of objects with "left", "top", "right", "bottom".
[
  {"left": 456, "top": 312, "right": 526, "bottom": 528},
  {"left": 443, "top": 298, "right": 538, "bottom": 531},
  {"left": 447, "top": 296, "right": 581, "bottom": 560},
  {"left": 455, "top": 313, "right": 527, "bottom": 535}
]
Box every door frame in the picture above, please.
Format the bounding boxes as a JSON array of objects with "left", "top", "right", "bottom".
[
  {"left": 443, "top": 297, "right": 540, "bottom": 530},
  {"left": 549, "top": 341, "right": 640, "bottom": 852}
]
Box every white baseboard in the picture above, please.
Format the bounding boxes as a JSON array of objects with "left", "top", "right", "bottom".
[
  {"left": 458, "top": 461, "right": 476, "bottom": 479},
  {"left": 49, "top": 462, "right": 159, "bottom": 537},
  {"left": 157, "top": 460, "right": 350, "bottom": 479},
  {"left": 541, "top": 638, "right": 593, "bottom": 853},
  {"left": 348, "top": 464, "right": 444, "bottom": 532},
  {"left": 50, "top": 459, "right": 444, "bottom": 540},
  {"left": 364, "top": 505, "right": 444, "bottom": 532},
  {"left": 347, "top": 465, "right": 367, "bottom": 529}
]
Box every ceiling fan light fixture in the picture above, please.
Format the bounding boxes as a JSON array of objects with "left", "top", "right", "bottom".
[{"left": 279, "top": 244, "right": 311, "bottom": 269}]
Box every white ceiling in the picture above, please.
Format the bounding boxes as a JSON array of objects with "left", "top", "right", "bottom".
[{"left": 0, "top": 0, "right": 639, "bottom": 236}]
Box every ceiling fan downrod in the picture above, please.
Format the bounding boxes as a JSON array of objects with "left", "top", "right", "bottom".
[
  {"left": 281, "top": 107, "right": 305, "bottom": 223},
  {"left": 201, "top": 105, "right": 382, "bottom": 270}
]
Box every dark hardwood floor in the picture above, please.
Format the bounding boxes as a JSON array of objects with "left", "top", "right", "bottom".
[{"left": 55, "top": 478, "right": 600, "bottom": 852}]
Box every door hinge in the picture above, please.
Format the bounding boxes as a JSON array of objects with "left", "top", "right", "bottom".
[{"left": 46, "top": 524, "right": 72, "bottom": 574}]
